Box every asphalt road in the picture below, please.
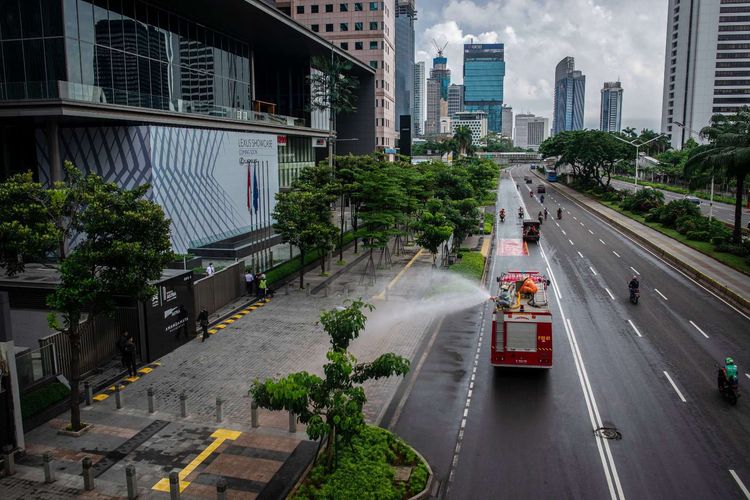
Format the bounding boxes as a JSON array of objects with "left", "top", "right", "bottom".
[
  {"left": 387, "top": 165, "right": 750, "bottom": 499},
  {"left": 609, "top": 177, "right": 749, "bottom": 230}
]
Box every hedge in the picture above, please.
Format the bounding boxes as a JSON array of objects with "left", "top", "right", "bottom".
[{"left": 21, "top": 382, "right": 70, "bottom": 420}]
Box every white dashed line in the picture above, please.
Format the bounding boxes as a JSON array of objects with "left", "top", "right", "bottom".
[
  {"left": 561, "top": 229, "right": 567, "bottom": 236},
  {"left": 569, "top": 239, "right": 574, "bottom": 246},
  {"left": 655, "top": 289, "right": 668, "bottom": 301},
  {"left": 630, "top": 266, "right": 640, "bottom": 275},
  {"left": 730, "top": 470, "right": 750, "bottom": 499},
  {"left": 577, "top": 251, "right": 584, "bottom": 258},
  {"left": 612, "top": 251, "right": 621, "bottom": 258},
  {"left": 689, "top": 320, "right": 710, "bottom": 339},
  {"left": 627, "top": 320, "right": 642, "bottom": 337},
  {"left": 605, "top": 288, "right": 615, "bottom": 300},
  {"left": 746, "top": 373, "right": 750, "bottom": 381},
  {"left": 599, "top": 239, "right": 606, "bottom": 245},
  {"left": 663, "top": 371, "right": 687, "bottom": 402},
  {"left": 573, "top": 216, "right": 578, "bottom": 220},
  {"left": 588, "top": 229, "right": 594, "bottom": 234},
  {"left": 589, "top": 267, "right": 597, "bottom": 276},
  {"left": 580, "top": 222, "right": 585, "bottom": 227}
]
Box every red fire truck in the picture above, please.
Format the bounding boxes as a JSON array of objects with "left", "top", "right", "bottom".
[{"left": 490, "top": 271, "right": 553, "bottom": 368}]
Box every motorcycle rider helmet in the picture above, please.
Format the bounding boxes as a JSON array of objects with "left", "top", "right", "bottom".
[{"left": 726, "top": 357, "right": 735, "bottom": 365}]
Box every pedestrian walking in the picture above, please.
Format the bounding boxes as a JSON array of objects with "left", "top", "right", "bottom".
[
  {"left": 258, "top": 275, "right": 268, "bottom": 300},
  {"left": 116, "top": 331, "right": 128, "bottom": 367},
  {"left": 198, "top": 307, "right": 209, "bottom": 342},
  {"left": 206, "top": 263, "right": 215, "bottom": 276},
  {"left": 122, "top": 336, "right": 138, "bottom": 377},
  {"left": 244, "top": 270, "right": 255, "bottom": 295}
]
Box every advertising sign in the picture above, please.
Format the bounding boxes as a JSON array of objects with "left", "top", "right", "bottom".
[{"left": 142, "top": 270, "right": 195, "bottom": 362}]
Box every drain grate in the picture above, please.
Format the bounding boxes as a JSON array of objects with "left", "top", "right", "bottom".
[{"left": 594, "top": 426, "right": 622, "bottom": 440}]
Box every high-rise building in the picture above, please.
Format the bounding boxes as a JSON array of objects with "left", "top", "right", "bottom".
[
  {"left": 463, "top": 43, "right": 505, "bottom": 133},
  {"left": 425, "top": 78, "right": 440, "bottom": 135},
  {"left": 515, "top": 114, "right": 550, "bottom": 151},
  {"left": 448, "top": 84, "right": 465, "bottom": 117},
  {"left": 502, "top": 105, "right": 513, "bottom": 140},
  {"left": 553, "top": 57, "right": 585, "bottom": 134},
  {"left": 425, "top": 49, "right": 451, "bottom": 136},
  {"left": 413, "top": 62, "right": 426, "bottom": 136},
  {"left": 452, "top": 111, "right": 488, "bottom": 146},
  {"left": 430, "top": 53, "right": 451, "bottom": 101},
  {"left": 660, "top": 0, "right": 750, "bottom": 149},
  {"left": 600, "top": 81, "right": 623, "bottom": 132},
  {"left": 395, "top": 1, "right": 417, "bottom": 131},
  {"left": 281, "top": 0, "right": 397, "bottom": 149}
]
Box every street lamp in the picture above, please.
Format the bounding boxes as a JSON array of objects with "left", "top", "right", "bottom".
[
  {"left": 674, "top": 120, "right": 714, "bottom": 221},
  {"left": 612, "top": 133, "right": 669, "bottom": 191}
]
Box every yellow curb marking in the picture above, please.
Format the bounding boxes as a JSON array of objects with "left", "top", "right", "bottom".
[
  {"left": 480, "top": 238, "right": 491, "bottom": 258},
  {"left": 241, "top": 309, "right": 251, "bottom": 313},
  {"left": 374, "top": 249, "right": 424, "bottom": 300},
  {"left": 232, "top": 314, "right": 243, "bottom": 319},
  {"left": 138, "top": 367, "right": 153, "bottom": 375},
  {"left": 107, "top": 384, "right": 126, "bottom": 392},
  {"left": 93, "top": 394, "right": 109, "bottom": 401},
  {"left": 216, "top": 324, "right": 226, "bottom": 329},
  {"left": 125, "top": 376, "right": 139, "bottom": 383},
  {"left": 153, "top": 362, "right": 162, "bottom": 366},
  {"left": 224, "top": 319, "right": 235, "bottom": 324},
  {"left": 208, "top": 329, "right": 218, "bottom": 334},
  {"left": 151, "top": 428, "right": 241, "bottom": 493}
]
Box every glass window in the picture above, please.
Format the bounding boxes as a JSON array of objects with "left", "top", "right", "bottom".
[
  {"left": 92, "top": 0, "right": 109, "bottom": 45},
  {"left": 44, "top": 36, "right": 65, "bottom": 86},
  {"left": 355, "top": 41, "right": 363, "bottom": 50},
  {"left": 296, "top": 5, "right": 304, "bottom": 14},
  {"left": 311, "top": 5, "right": 319, "bottom": 13},
  {"left": 340, "top": 3, "right": 348, "bottom": 11},
  {"left": 325, "top": 24, "right": 333, "bottom": 32},
  {"left": 79, "top": 40, "right": 94, "bottom": 85},
  {"left": 354, "top": 2, "right": 363, "bottom": 11},
  {"left": 24, "top": 39, "right": 45, "bottom": 97},
  {"left": 354, "top": 22, "right": 363, "bottom": 31},
  {"left": 1, "top": 0, "right": 22, "bottom": 40},
  {"left": 369, "top": 41, "right": 377, "bottom": 49},
  {"left": 370, "top": 2, "right": 378, "bottom": 10},
  {"left": 340, "top": 42, "right": 348, "bottom": 50},
  {"left": 20, "top": 0, "right": 43, "bottom": 38},
  {"left": 311, "top": 24, "right": 319, "bottom": 32},
  {"left": 65, "top": 37, "right": 81, "bottom": 83},
  {"left": 340, "top": 23, "right": 348, "bottom": 31},
  {"left": 369, "top": 60, "right": 377, "bottom": 69},
  {"left": 3, "top": 40, "right": 24, "bottom": 98},
  {"left": 63, "top": 0, "right": 78, "bottom": 38},
  {"left": 369, "top": 21, "right": 378, "bottom": 30},
  {"left": 325, "top": 4, "right": 333, "bottom": 12},
  {"left": 77, "top": 0, "right": 94, "bottom": 43}
]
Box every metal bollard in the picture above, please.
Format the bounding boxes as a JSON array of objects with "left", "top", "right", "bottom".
[
  {"left": 3, "top": 445, "right": 15, "bottom": 476},
  {"left": 216, "top": 397, "right": 223, "bottom": 423},
  {"left": 384, "top": 286, "right": 389, "bottom": 301},
  {"left": 285, "top": 282, "right": 290, "bottom": 295},
  {"left": 84, "top": 381, "right": 93, "bottom": 406},
  {"left": 168, "top": 471, "right": 180, "bottom": 500},
  {"left": 82, "top": 457, "right": 95, "bottom": 491},
  {"left": 306, "top": 283, "right": 311, "bottom": 296},
  {"left": 125, "top": 464, "right": 137, "bottom": 499},
  {"left": 147, "top": 387, "right": 155, "bottom": 414},
  {"left": 288, "top": 411, "right": 297, "bottom": 433},
  {"left": 43, "top": 452, "right": 55, "bottom": 483},
  {"left": 344, "top": 286, "right": 350, "bottom": 298},
  {"left": 251, "top": 401, "right": 259, "bottom": 428},
  {"left": 216, "top": 476, "right": 228, "bottom": 500},
  {"left": 115, "top": 384, "right": 122, "bottom": 409},
  {"left": 324, "top": 285, "right": 329, "bottom": 297},
  {"left": 179, "top": 392, "right": 187, "bottom": 418}
]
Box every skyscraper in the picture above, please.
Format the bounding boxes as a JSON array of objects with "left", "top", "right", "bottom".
[
  {"left": 430, "top": 51, "right": 451, "bottom": 100},
  {"left": 600, "top": 81, "right": 623, "bottom": 132},
  {"left": 463, "top": 43, "right": 505, "bottom": 133},
  {"left": 425, "top": 78, "right": 440, "bottom": 135},
  {"left": 502, "top": 105, "right": 513, "bottom": 140},
  {"left": 413, "top": 62, "right": 426, "bottom": 136},
  {"left": 660, "top": 0, "right": 750, "bottom": 149},
  {"left": 426, "top": 48, "right": 451, "bottom": 136},
  {"left": 395, "top": 1, "right": 417, "bottom": 130},
  {"left": 282, "top": 0, "right": 396, "bottom": 149},
  {"left": 448, "top": 84, "right": 465, "bottom": 117},
  {"left": 515, "top": 114, "right": 550, "bottom": 151},
  {"left": 553, "top": 56, "right": 585, "bottom": 134}
]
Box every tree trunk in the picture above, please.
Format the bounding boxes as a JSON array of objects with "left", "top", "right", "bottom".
[
  {"left": 68, "top": 322, "right": 82, "bottom": 431},
  {"left": 733, "top": 174, "right": 746, "bottom": 243},
  {"left": 299, "top": 250, "right": 305, "bottom": 289},
  {"left": 324, "top": 427, "right": 336, "bottom": 470},
  {"left": 320, "top": 248, "right": 326, "bottom": 274},
  {"left": 339, "top": 195, "right": 346, "bottom": 262},
  {"left": 353, "top": 206, "right": 359, "bottom": 254}
]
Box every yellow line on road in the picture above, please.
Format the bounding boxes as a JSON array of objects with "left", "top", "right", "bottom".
[
  {"left": 481, "top": 238, "right": 491, "bottom": 258},
  {"left": 374, "top": 249, "right": 424, "bottom": 300}
]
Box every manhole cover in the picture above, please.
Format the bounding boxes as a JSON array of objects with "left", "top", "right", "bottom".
[{"left": 594, "top": 427, "right": 622, "bottom": 440}]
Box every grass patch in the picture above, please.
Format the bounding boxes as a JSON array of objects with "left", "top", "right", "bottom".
[
  {"left": 21, "top": 382, "right": 70, "bottom": 420},
  {"left": 293, "top": 425, "right": 429, "bottom": 500},
  {"left": 449, "top": 250, "right": 485, "bottom": 281},
  {"left": 483, "top": 212, "right": 494, "bottom": 234},
  {"left": 611, "top": 175, "right": 741, "bottom": 205}
]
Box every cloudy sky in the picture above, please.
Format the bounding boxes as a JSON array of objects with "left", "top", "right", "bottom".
[{"left": 415, "top": 0, "right": 668, "bottom": 132}]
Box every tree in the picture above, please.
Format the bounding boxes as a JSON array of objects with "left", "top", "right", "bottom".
[
  {"left": 453, "top": 126, "right": 473, "bottom": 157},
  {"left": 294, "top": 164, "right": 338, "bottom": 273},
  {"left": 249, "top": 300, "right": 410, "bottom": 470},
  {"left": 308, "top": 54, "right": 360, "bottom": 262},
  {"left": 415, "top": 205, "right": 454, "bottom": 265},
  {"left": 686, "top": 107, "right": 750, "bottom": 243},
  {"left": 0, "top": 164, "right": 174, "bottom": 431}
]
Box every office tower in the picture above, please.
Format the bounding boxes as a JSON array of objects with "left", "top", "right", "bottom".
[
  {"left": 413, "top": 62, "right": 426, "bottom": 136},
  {"left": 600, "top": 81, "right": 624, "bottom": 132},
  {"left": 553, "top": 56, "right": 585, "bottom": 134},
  {"left": 660, "top": 0, "right": 750, "bottom": 149},
  {"left": 452, "top": 111, "right": 488, "bottom": 146},
  {"left": 502, "top": 105, "right": 513, "bottom": 139},
  {"left": 426, "top": 78, "right": 440, "bottom": 135},
  {"left": 448, "top": 84, "right": 465, "bottom": 117},
  {"left": 430, "top": 48, "right": 451, "bottom": 100},
  {"left": 515, "top": 114, "right": 550, "bottom": 151},
  {"left": 283, "top": 0, "right": 396, "bottom": 148},
  {"left": 463, "top": 43, "right": 505, "bottom": 133},
  {"left": 395, "top": 1, "right": 417, "bottom": 132},
  {"left": 426, "top": 46, "right": 450, "bottom": 135}
]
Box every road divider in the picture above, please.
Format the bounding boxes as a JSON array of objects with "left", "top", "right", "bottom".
[
  {"left": 663, "top": 371, "right": 687, "bottom": 402},
  {"left": 689, "top": 320, "right": 710, "bottom": 339}
]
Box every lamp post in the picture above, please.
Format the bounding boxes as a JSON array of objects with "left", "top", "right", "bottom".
[
  {"left": 613, "top": 134, "right": 668, "bottom": 191},
  {"left": 674, "top": 121, "right": 714, "bottom": 221}
]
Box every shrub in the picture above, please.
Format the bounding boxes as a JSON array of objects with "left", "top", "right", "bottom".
[
  {"left": 408, "top": 462, "right": 429, "bottom": 497},
  {"left": 21, "top": 382, "right": 70, "bottom": 419},
  {"left": 621, "top": 189, "right": 664, "bottom": 213},
  {"left": 686, "top": 230, "right": 711, "bottom": 242},
  {"left": 675, "top": 215, "right": 702, "bottom": 235},
  {"left": 658, "top": 200, "right": 701, "bottom": 228},
  {"left": 600, "top": 191, "right": 622, "bottom": 202}
]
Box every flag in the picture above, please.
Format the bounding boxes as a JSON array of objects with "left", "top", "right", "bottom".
[
  {"left": 253, "top": 165, "right": 260, "bottom": 213},
  {"left": 247, "top": 163, "right": 252, "bottom": 210}
]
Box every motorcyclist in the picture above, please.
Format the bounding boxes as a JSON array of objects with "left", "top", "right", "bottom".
[
  {"left": 544, "top": 207, "right": 549, "bottom": 220},
  {"left": 499, "top": 208, "right": 506, "bottom": 222},
  {"left": 540, "top": 194, "right": 545, "bottom": 203},
  {"left": 724, "top": 357, "right": 739, "bottom": 385},
  {"left": 628, "top": 276, "right": 640, "bottom": 291},
  {"left": 529, "top": 190, "right": 534, "bottom": 198},
  {"left": 538, "top": 211, "right": 544, "bottom": 224},
  {"left": 518, "top": 207, "right": 524, "bottom": 219},
  {"left": 557, "top": 207, "right": 563, "bottom": 220}
]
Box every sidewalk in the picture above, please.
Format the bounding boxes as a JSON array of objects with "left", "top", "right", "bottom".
[
  {"left": 2, "top": 239, "right": 441, "bottom": 499},
  {"left": 552, "top": 179, "right": 750, "bottom": 311}
]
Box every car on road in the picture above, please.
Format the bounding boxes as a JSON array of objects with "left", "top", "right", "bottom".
[
  {"left": 524, "top": 176, "right": 533, "bottom": 184},
  {"left": 684, "top": 195, "right": 701, "bottom": 205},
  {"left": 537, "top": 184, "right": 546, "bottom": 193}
]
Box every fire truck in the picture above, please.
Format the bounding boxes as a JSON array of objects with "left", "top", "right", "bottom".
[{"left": 490, "top": 271, "right": 553, "bottom": 368}]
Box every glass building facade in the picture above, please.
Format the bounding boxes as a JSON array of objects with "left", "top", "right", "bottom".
[
  {"left": 553, "top": 56, "right": 585, "bottom": 134},
  {"left": 463, "top": 43, "right": 505, "bottom": 133},
  {"left": 394, "top": 0, "right": 415, "bottom": 128}
]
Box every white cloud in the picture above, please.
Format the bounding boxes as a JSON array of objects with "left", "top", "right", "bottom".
[{"left": 415, "top": 0, "right": 668, "bottom": 131}]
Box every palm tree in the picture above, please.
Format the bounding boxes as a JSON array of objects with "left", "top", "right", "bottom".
[
  {"left": 685, "top": 107, "right": 750, "bottom": 243},
  {"left": 454, "top": 126, "right": 473, "bottom": 157}
]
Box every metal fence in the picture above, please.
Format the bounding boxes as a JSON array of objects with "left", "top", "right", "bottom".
[
  {"left": 193, "top": 261, "right": 244, "bottom": 316},
  {"left": 38, "top": 308, "right": 139, "bottom": 381},
  {"left": 15, "top": 343, "right": 57, "bottom": 392}
]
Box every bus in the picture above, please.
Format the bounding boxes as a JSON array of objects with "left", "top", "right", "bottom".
[{"left": 546, "top": 168, "right": 558, "bottom": 182}]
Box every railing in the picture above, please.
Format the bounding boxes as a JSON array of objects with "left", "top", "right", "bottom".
[
  {"left": 15, "top": 343, "right": 58, "bottom": 392},
  {"left": 0, "top": 81, "right": 306, "bottom": 128}
]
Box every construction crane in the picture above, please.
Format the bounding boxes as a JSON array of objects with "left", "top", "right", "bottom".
[{"left": 432, "top": 40, "right": 448, "bottom": 57}]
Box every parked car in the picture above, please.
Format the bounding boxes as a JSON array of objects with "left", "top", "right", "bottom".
[
  {"left": 537, "top": 184, "right": 546, "bottom": 193},
  {"left": 684, "top": 195, "right": 701, "bottom": 205}
]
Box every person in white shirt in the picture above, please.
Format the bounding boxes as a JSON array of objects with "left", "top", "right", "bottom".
[
  {"left": 206, "top": 263, "right": 215, "bottom": 276},
  {"left": 245, "top": 271, "right": 254, "bottom": 295}
]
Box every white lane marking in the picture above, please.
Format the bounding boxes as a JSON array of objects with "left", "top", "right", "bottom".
[
  {"left": 627, "top": 320, "right": 642, "bottom": 338},
  {"left": 569, "top": 239, "right": 575, "bottom": 246},
  {"left": 605, "top": 288, "right": 615, "bottom": 300},
  {"left": 612, "top": 251, "right": 621, "bottom": 258},
  {"left": 746, "top": 373, "right": 750, "bottom": 381},
  {"left": 599, "top": 239, "right": 607, "bottom": 245},
  {"left": 561, "top": 229, "right": 567, "bottom": 235},
  {"left": 546, "top": 266, "right": 563, "bottom": 301},
  {"left": 588, "top": 229, "right": 594, "bottom": 234},
  {"left": 689, "top": 320, "right": 710, "bottom": 339},
  {"left": 574, "top": 216, "right": 578, "bottom": 220},
  {"left": 580, "top": 222, "right": 585, "bottom": 227},
  {"left": 655, "top": 289, "right": 668, "bottom": 301},
  {"left": 730, "top": 470, "right": 750, "bottom": 499},
  {"left": 630, "top": 266, "right": 640, "bottom": 275},
  {"left": 555, "top": 222, "right": 560, "bottom": 227},
  {"left": 578, "top": 251, "right": 584, "bottom": 258},
  {"left": 663, "top": 371, "right": 687, "bottom": 402},
  {"left": 590, "top": 266, "right": 597, "bottom": 276}
]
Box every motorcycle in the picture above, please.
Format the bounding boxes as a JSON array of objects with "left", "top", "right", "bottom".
[
  {"left": 718, "top": 368, "right": 739, "bottom": 405},
  {"left": 518, "top": 209, "right": 524, "bottom": 219},
  {"left": 540, "top": 195, "right": 545, "bottom": 204},
  {"left": 557, "top": 209, "right": 563, "bottom": 220},
  {"left": 499, "top": 211, "right": 505, "bottom": 223},
  {"left": 629, "top": 286, "right": 640, "bottom": 304}
]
